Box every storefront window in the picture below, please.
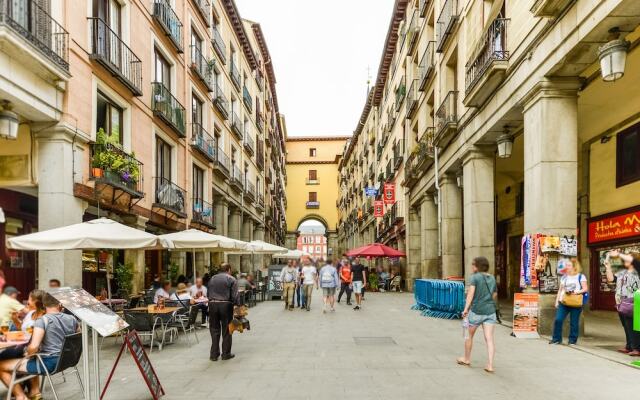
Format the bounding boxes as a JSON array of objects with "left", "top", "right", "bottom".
[{"left": 593, "top": 243, "right": 640, "bottom": 310}]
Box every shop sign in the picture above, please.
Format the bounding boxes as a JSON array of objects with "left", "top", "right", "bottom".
[
  {"left": 373, "top": 201, "right": 384, "bottom": 217},
  {"left": 364, "top": 187, "right": 378, "bottom": 197},
  {"left": 588, "top": 209, "right": 640, "bottom": 244},
  {"left": 383, "top": 183, "right": 395, "bottom": 204},
  {"left": 513, "top": 293, "right": 540, "bottom": 339}
]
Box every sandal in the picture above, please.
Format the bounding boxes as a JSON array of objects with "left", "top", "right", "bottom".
[
  {"left": 29, "top": 394, "right": 42, "bottom": 400},
  {"left": 456, "top": 358, "right": 471, "bottom": 366},
  {"left": 484, "top": 368, "right": 495, "bottom": 373}
]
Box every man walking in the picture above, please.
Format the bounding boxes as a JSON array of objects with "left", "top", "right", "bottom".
[
  {"left": 319, "top": 259, "right": 339, "bottom": 313},
  {"left": 207, "top": 263, "right": 238, "bottom": 361},
  {"left": 301, "top": 258, "right": 318, "bottom": 311},
  {"left": 351, "top": 257, "right": 367, "bottom": 310},
  {"left": 337, "top": 259, "right": 353, "bottom": 305},
  {"left": 281, "top": 260, "right": 298, "bottom": 311}
]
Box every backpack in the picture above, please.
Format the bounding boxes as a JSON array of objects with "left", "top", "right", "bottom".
[{"left": 321, "top": 268, "right": 334, "bottom": 284}]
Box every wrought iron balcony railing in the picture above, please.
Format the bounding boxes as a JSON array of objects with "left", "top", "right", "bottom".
[
  {"left": 242, "top": 85, "right": 252, "bottom": 112},
  {"left": 407, "top": 9, "right": 419, "bottom": 53},
  {"left": 192, "top": 0, "right": 210, "bottom": 26},
  {"left": 436, "top": 0, "right": 458, "bottom": 53},
  {"left": 88, "top": 18, "right": 142, "bottom": 95},
  {"left": 213, "top": 147, "right": 230, "bottom": 175},
  {"left": 211, "top": 25, "right": 226, "bottom": 64},
  {"left": 230, "top": 165, "right": 243, "bottom": 190},
  {"left": 419, "top": 41, "right": 435, "bottom": 91},
  {"left": 213, "top": 85, "right": 229, "bottom": 119},
  {"left": 465, "top": 18, "right": 509, "bottom": 92},
  {"left": 192, "top": 198, "right": 214, "bottom": 227},
  {"left": 419, "top": 0, "right": 432, "bottom": 17},
  {"left": 245, "top": 181, "right": 256, "bottom": 202},
  {"left": 306, "top": 201, "right": 320, "bottom": 209},
  {"left": 435, "top": 91, "right": 458, "bottom": 136},
  {"left": 0, "top": 0, "right": 69, "bottom": 71},
  {"left": 230, "top": 60, "right": 241, "bottom": 89},
  {"left": 154, "top": 177, "right": 186, "bottom": 217},
  {"left": 256, "top": 140, "right": 265, "bottom": 170},
  {"left": 152, "top": 82, "right": 186, "bottom": 136},
  {"left": 256, "top": 110, "right": 264, "bottom": 132},
  {"left": 190, "top": 45, "right": 213, "bottom": 92},
  {"left": 231, "top": 111, "right": 243, "bottom": 139},
  {"left": 153, "top": 0, "right": 183, "bottom": 52},
  {"left": 406, "top": 79, "right": 418, "bottom": 118},
  {"left": 191, "top": 123, "right": 215, "bottom": 161},
  {"left": 90, "top": 143, "right": 144, "bottom": 198},
  {"left": 244, "top": 132, "right": 255, "bottom": 155}
]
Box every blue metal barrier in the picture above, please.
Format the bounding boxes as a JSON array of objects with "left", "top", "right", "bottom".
[{"left": 412, "top": 279, "right": 465, "bottom": 319}]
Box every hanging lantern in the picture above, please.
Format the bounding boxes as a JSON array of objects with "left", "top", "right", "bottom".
[
  {"left": 0, "top": 102, "right": 19, "bottom": 140},
  {"left": 496, "top": 133, "right": 513, "bottom": 158},
  {"left": 456, "top": 169, "right": 463, "bottom": 188},
  {"left": 598, "top": 38, "right": 629, "bottom": 82}
]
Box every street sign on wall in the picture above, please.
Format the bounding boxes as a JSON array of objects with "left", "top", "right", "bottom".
[{"left": 364, "top": 187, "right": 378, "bottom": 197}]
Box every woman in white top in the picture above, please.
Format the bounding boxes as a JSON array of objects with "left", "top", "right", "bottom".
[
  {"left": 170, "top": 283, "right": 194, "bottom": 305},
  {"left": 15, "top": 290, "right": 46, "bottom": 333},
  {"left": 550, "top": 258, "right": 587, "bottom": 345}
]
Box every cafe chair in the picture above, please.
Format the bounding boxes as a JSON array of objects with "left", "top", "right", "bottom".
[
  {"left": 167, "top": 305, "right": 199, "bottom": 345},
  {"left": 7, "top": 332, "right": 84, "bottom": 400},
  {"left": 123, "top": 310, "right": 162, "bottom": 352}
]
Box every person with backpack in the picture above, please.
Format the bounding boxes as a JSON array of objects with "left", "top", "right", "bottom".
[
  {"left": 281, "top": 260, "right": 299, "bottom": 311},
  {"left": 457, "top": 256, "right": 498, "bottom": 373},
  {"left": 550, "top": 258, "right": 588, "bottom": 346},
  {"left": 319, "top": 259, "right": 340, "bottom": 313},
  {"left": 337, "top": 259, "right": 353, "bottom": 305}
]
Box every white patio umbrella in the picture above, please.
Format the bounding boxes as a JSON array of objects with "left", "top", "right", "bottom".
[
  {"left": 274, "top": 249, "right": 311, "bottom": 259},
  {"left": 245, "top": 240, "right": 288, "bottom": 254},
  {"left": 158, "top": 229, "right": 249, "bottom": 251}
]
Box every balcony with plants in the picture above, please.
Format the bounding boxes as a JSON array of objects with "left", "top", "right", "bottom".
[
  {"left": 211, "top": 25, "right": 226, "bottom": 64},
  {"left": 213, "top": 85, "right": 229, "bottom": 119},
  {"left": 90, "top": 129, "right": 144, "bottom": 199},
  {"left": 190, "top": 45, "right": 214, "bottom": 92},
  {"left": 192, "top": 197, "right": 214, "bottom": 228},
  {"left": 419, "top": 41, "right": 435, "bottom": 91},
  {"left": 153, "top": 0, "right": 183, "bottom": 52},
  {"left": 230, "top": 60, "right": 241, "bottom": 90},
  {"left": 191, "top": 123, "right": 215, "bottom": 161},
  {"left": 88, "top": 17, "right": 142, "bottom": 96},
  {"left": 152, "top": 82, "right": 186, "bottom": 137},
  {"left": 404, "top": 127, "right": 435, "bottom": 187},
  {"left": 231, "top": 111, "right": 243, "bottom": 139},
  {"left": 153, "top": 177, "right": 186, "bottom": 218},
  {"left": 464, "top": 18, "right": 509, "bottom": 107},
  {"left": 436, "top": 0, "right": 458, "bottom": 53},
  {"left": 242, "top": 85, "right": 253, "bottom": 112}
]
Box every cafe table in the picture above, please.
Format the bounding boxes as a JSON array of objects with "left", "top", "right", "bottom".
[
  {"left": 0, "top": 340, "right": 30, "bottom": 357},
  {"left": 127, "top": 306, "right": 181, "bottom": 350}
]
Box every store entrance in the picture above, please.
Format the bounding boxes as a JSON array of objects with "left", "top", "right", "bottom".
[{"left": 590, "top": 242, "right": 640, "bottom": 311}]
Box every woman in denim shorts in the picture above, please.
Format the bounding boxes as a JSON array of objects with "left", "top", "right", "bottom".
[{"left": 457, "top": 256, "right": 498, "bottom": 373}]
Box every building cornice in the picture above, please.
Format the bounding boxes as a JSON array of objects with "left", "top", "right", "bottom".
[
  {"left": 251, "top": 23, "right": 279, "bottom": 113},
  {"left": 286, "top": 160, "right": 339, "bottom": 165},
  {"left": 286, "top": 136, "right": 351, "bottom": 142},
  {"left": 221, "top": 0, "right": 257, "bottom": 70}
]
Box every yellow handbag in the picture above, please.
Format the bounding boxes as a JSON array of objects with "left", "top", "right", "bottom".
[{"left": 561, "top": 293, "right": 583, "bottom": 308}]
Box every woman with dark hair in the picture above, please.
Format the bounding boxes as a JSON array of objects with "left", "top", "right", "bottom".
[{"left": 457, "top": 256, "right": 498, "bottom": 373}]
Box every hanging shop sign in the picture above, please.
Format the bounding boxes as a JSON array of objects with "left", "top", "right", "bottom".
[
  {"left": 588, "top": 208, "right": 640, "bottom": 245},
  {"left": 513, "top": 293, "right": 540, "bottom": 339},
  {"left": 383, "top": 183, "right": 395, "bottom": 204},
  {"left": 374, "top": 201, "right": 384, "bottom": 217},
  {"left": 364, "top": 187, "right": 378, "bottom": 197}
]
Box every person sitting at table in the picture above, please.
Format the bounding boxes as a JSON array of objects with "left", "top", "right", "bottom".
[
  {"left": 48, "top": 279, "right": 61, "bottom": 289},
  {"left": 13, "top": 290, "right": 46, "bottom": 333},
  {"left": 189, "top": 278, "right": 209, "bottom": 325},
  {"left": 0, "top": 293, "right": 79, "bottom": 400},
  {"left": 0, "top": 287, "right": 27, "bottom": 329},
  {"left": 154, "top": 281, "right": 172, "bottom": 304},
  {"left": 170, "top": 283, "right": 194, "bottom": 304}
]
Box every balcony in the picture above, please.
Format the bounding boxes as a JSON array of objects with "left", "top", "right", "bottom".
[
  {"left": 153, "top": 0, "right": 183, "bottom": 52},
  {"left": 406, "top": 79, "right": 419, "bottom": 118},
  {"left": 435, "top": 91, "right": 458, "bottom": 143},
  {"left": 90, "top": 143, "right": 144, "bottom": 205},
  {"left": 242, "top": 85, "right": 253, "bottom": 112},
  {"left": 306, "top": 178, "right": 319, "bottom": 185},
  {"left": 255, "top": 71, "right": 264, "bottom": 92},
  {"left": 436, "top": 0, "right": 458, "bottom": 53},
  {"left": 306, "top": 201, "right": 320, "bottom": 209},
  {"left": 393, "top": 140, "right": 404, "bottom": 170},
  {"left": 190, "top": 45, "right": 213, "bottom": 92},
  {"left": 464, "top": 18, "right": 509, "bottom": 107},
  {"left": 406, "top": 10, "right": 419, "bottom": 54},
  {"left": 212, "top": 147, "right": 230, "bottom": 178},
  {"left": 256, "top": 140, "right": 265, "bottom": 170},
  {"left": 230, "top": 111, "right": 243, "bottom": 139},
  {"left": 244, "top": 181, "right": 256, "bottom": 203},
  {"left": 394, "top": 78, "right": 406, "bottom": 111},
  {"left": 211, "top": 25, "right": 226, "bottom": 64},
  {"left": 229, "top": 165, "right": 243, "bottom": 192},
  {"left": 190, "top": 123, "right": 215, "bottom": 161},
  {"left": 405, "top": 128, "right": 435, "bottom": 187},
  {"left": 244, "top": 133, "right": 255, "bottom": 156},
  {"left": 419, "top": 0, "right": 432, "bottom": 17},
  {"left": 153, "top": 177, "right": 187, "bottom": 218},
  {"left": 0, "top": 0, "right": 69, "bottom": 76},
  {"left": 191, "top": 0, "right": 210, "bottom": 26},
  {"left": 213, "top": 85, "right": 229, "bottom": 119},
  {"left": 256, "top": 110, "right": 264, "bottom": 133},
  {"left": 192, "top": 198, "right": 214, "bottom": 229},
  {"left": 257, "top": 194, "right": 265, "bottom": 210},
  {"left": 88, "top": 18, "right": 142, "bottom": 96},
  {"left": 419, "top": 41, "right": 435, "bottom": 91},
  {"left": 152, "top": 82, "right": 186, "bottom": 137},
  {"left": 531, "top": 0, "right": 574, "bottom": 17},
  {"left": 230, "top": 60, "right": 241, "bottom": 90}
]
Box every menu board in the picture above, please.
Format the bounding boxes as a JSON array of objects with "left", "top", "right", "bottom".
[
  {"left": 101, "top": 331, "right": 164, "bottom": 400},
  {"left": 513, "top": 293, "right": 540, "bottom": 339},
  {"left": 49, "top": 288, "right": 128, "bottom": 337}
]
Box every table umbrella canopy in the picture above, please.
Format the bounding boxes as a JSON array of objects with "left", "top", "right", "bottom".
[
  {"left": 158, "top": 229, "right": 249, "bottom": 251},
  {"left": 7, "top": 218, "right": 161, "bottom": 250},
  {"left": 345, "top": 243, "right": 406, "bottom": 258},
  {"left": 273, "top": 249, "right": 311, "bottom": 259},
  {"left": 227, "top": 240, "right": 288, "bottom": 254}
]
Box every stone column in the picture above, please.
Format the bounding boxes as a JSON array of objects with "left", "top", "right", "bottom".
[
  {"left": 407, "top": 207, "right": 421, "bottom": 290},
  {"left": 522, "top": 77, "right": 580, "bottom": 335},
  {"left": 35, "top": 127, "right": 86, "bottom": 288},
  {"left": 253, "top": 224, "right": 265, "bottom": 271},
  {"left": 439, "top": 174, "right": 463, "bottom": 278},
  {"left": 462, "top": 149, "right": 495, "bottom": 276},
  {"left": 211, "top": 197, "right": 229, "bottom": 268},
  {"left": 241, "top": 217, "right": 254, "bottom": 272},
  {"left": 285, "top": 232, "right": 297, "bottom": 250},
  {"left": 420, "top": 194, "right": 439, "bottom": 278},
  {"left": 227, "top": 207, "right": 242, "bottom": 271}
]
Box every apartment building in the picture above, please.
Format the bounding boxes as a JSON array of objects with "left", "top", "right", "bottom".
[
  {"left": 297, "top": 232, "right": 328, "bottom": 261},
  {"left": 0, "top": 0, "right": 287, "bottom": 294},
  {"left": 337, "top": 0, "right": 640, "bottom": 333}
]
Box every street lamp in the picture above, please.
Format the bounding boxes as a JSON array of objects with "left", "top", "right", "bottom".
[
  {"left": 0, "top": 101, "right": 19, "bottom": 140},
  {"left": 598, "top": 29, "right": 629, "bottom": 82},
  {"left": 456, "top": 169, "right": 463, "bottom": 188},
  {"left": 496, "top": 132, "right": 513, "bottom": 159}
]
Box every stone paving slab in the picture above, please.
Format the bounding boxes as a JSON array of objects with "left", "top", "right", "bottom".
[{"left": 2, "top": 291, "right": 638, "bottom": 399}]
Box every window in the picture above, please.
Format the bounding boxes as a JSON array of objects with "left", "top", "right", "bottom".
[
  {"left": 192, "top": 165, "right": 204, "bottom": 201},
  {"left": 617, "top": 124, "right": 640, "bottom": 186},
  {"left": 93, "top": 0, "right": 121, "bottom": 34},
  {"left": 192, "top": 93, "right": 203, "bottom": 126},
  {"left": 154, "top": 48, "right": 171, "bottom": 88},
  {"left": 316, "top": 246, "right": 321, "bottom": 253},
  {"left": 308, "top": 192, "right": 317, "bottom": 202},
  {"left": 156, "top": 136, "right": 172, "bottom": 181},
  {"left": 309, "top": 148, "right": 317, "bottom": 157},
  {"left": 308, "top": 170, "right": 317, "bottom": 181},
  {"left": 96, "top": 91, "right": 123, "bottom": 144},
  {"left": 191, "top": 28, "right": 202, "bottom": 64}
]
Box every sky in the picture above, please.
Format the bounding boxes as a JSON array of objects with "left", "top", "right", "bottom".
[{"left": 236, "top": 0, "right": 393, "bottom": 137}]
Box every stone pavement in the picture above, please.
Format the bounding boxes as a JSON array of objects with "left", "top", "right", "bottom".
[{"left": 2, "top": 292, "right": 638, "bottom": 400}]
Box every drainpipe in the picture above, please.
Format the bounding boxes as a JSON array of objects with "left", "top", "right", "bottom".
[{"left": 434, "top": 146, "right": 442, "bottom": 260}]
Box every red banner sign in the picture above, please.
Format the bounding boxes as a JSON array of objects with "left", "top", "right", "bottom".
[
  {"left": 588, "top": 209, "right": 640, "bottom": 245},
  {"left": 374, "top": 201, "right": 384, "bottom": 217},
  {"left": 383, "top": 183, "right": 395, "bottom": 204}
]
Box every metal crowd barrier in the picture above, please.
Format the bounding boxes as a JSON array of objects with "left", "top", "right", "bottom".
[{"left": 411, "top": 278, "right": 465, "bottom": 319}]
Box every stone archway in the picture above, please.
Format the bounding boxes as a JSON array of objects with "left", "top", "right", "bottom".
[{"left": 286, "top": 214, "right": 337, "bottom": 260}]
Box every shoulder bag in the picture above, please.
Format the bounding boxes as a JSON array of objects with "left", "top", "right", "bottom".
[
  {"left": 481, "top": 275, "right": 502, "bottom": 324},
  {"left": 561, "top": 274, "right": 586, "bottom": 308}
]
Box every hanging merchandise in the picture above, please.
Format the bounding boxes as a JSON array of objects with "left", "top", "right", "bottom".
[
  {"left": 560, "top": 236, "right": 578, "bottom": 256},
  {"left": 538, "top": 253, "right": 559, "bottom": 294},
  {"left": 557, "top": 257, "right": 571, "bottom": 275},
  {"left": 520, "top": 235, "right": 531, "bottom": 288},
  {"left": 529, "top": 234, "right": 541, "bottom": 288},
  {"left": 383, "top": 183, "right": 395, "bottom": 205},
  {"left": 541, "top": 236, "right": 561, "bottom": 252}
]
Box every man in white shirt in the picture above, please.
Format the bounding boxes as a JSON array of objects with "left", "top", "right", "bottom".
[
  {"left": 154, "top": 281, "right": 172, "bottom": 304},
  {"left": 190, "top": 278, "right": 208, "bottom": 299},
  {"left": 280, "top": 261, "right": 299, "bottom": 311},
  {"left": 300, "top": 259, "right": 318, "bottom": 311}
]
